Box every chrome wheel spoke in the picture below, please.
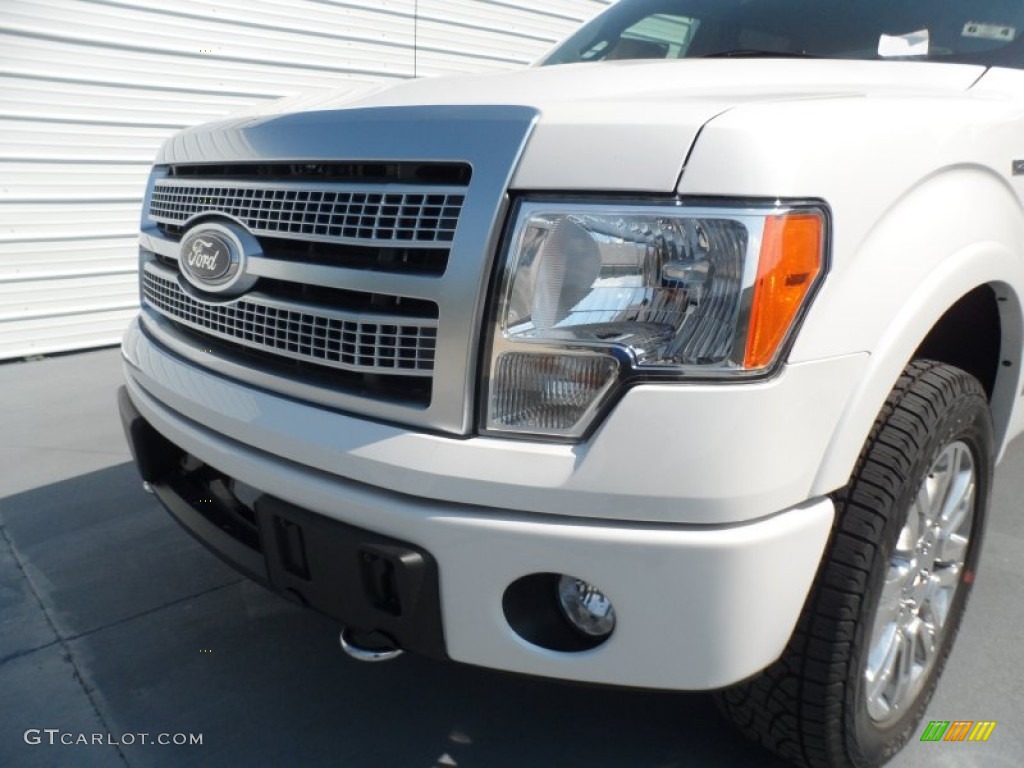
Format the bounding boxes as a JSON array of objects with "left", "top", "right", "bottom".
[
  {"left": 889, "top": 627, "right": 917, "bottom": 711},
  {"left": 887, "top": 558, "right": 915, "bottom": 593},
  {"left": 866, "top": 628, "right": 903, "bottom": 716},
  {"left": 923, "top": 567, "right": 958, "bottom": 627},
  {"left": 916, "top": 618, "right": 938, "bottom": 673},
  {"left": 930, "top": 564, "right": 960, "bottom": 593},
  {"left": 901, "top": 486, "right": 929, "bottom": 552},
  {"left": 926, "top": 459, "right": 954, "bottom": 522},
  {"left": 939, "top": 473, "right": 972, "bottom": 531},
  {"left": 934, "top": 446, "right": 974, "bottom": 566},
  {"left": 937, "top": 448, "right": 973, "bottom": 532},
  {"left": 935, "top": 533, "right": 968, "bottom": 565},
  {"left": 870, "top": 590, "right": 902, "bottom": 652}
]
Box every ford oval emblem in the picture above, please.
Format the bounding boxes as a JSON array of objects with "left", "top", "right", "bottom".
[
  {"left": 176, "top": 222, "right": 259, "bottom": 296},
  {"left": 181, "top": 231, "right": 234, "bottom": 284}
]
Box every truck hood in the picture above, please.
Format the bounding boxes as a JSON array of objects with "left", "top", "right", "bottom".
[{"left": 161, "top": 59, "right": 985, "bottom": 192}]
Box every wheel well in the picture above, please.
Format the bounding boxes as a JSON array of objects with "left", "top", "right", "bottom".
[{"left": 913, "top": 285, "right": 1001, "bottom": 399}]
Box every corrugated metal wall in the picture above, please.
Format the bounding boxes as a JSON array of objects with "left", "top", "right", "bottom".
[{"left": 0, "top": 0, "right": 610, "bottom": 360}]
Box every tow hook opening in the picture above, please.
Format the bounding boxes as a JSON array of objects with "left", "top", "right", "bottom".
[{"left": 339, "top": 627, "right": 404, "bottom": 662}]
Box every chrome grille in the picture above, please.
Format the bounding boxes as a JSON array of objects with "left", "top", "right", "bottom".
[
  {"left": 149, "top": 181, "right": 465, "bottom": 246},
  {"left": 142, "top": 266, "right": 437, "bottom": 375},
  {"left": 142, "top": 108, "right": 537, "bottom": 433}
]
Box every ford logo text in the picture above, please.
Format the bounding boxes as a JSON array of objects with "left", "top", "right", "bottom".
[
  {"left": 181, "top": 233, "right": 232, "bottom": 282},
  {"left": 174, "top": 223, "right": 260, "bottom": 297},
  {"left": 187, "top": 238, "right": 227, "bottom": 276}
]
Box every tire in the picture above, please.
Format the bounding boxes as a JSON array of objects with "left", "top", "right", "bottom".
[{"left": 716, "top": 360, "right": 993, "bottom": 767}]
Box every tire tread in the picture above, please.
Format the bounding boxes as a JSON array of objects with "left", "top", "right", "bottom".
[{"left": 716, "top": 360, "right": 989, "bottom": 767}]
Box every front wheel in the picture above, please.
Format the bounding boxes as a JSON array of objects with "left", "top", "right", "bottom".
[{"left": 718, "top": 360, "right": 993, "bottom": 767}]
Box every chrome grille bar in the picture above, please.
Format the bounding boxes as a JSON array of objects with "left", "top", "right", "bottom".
[
  {"left": 148, "top": 180, "right": 465, "bottom": 247},
  {"left": 142, "top": 264, "right": 437, "bottom": 376}
]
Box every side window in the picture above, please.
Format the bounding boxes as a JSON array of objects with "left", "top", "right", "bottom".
[{"left": 608, "top": 14, "right": 700, "bottom": 60}]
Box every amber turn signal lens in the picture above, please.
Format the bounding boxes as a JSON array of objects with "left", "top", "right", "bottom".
[{"left": 744, "top": 213, "right": 823, "bottom": 369}]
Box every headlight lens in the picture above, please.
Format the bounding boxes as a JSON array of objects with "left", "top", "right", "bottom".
[{"left": 484, "top": 201, "right": 825, "bottom": 438}]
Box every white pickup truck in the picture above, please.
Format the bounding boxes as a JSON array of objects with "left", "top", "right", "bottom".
[{"left": 117, "top": 1, "right": 1024, "bottom": 765}]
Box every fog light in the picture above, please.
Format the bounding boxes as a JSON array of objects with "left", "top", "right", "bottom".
[{"left": 557, "top": 575, "right": 616, "bottom": 638}]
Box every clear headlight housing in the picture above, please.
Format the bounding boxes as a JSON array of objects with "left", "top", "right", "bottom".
[{"left": 483, "top": 200, "right": 826, "bottom": 439}]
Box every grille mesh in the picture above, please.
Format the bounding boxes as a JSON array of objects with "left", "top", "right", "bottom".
[
  {"left": 149, "top": 182, "right": 464, "bottom": 244},
  {"left": 142, "top": 269, "right": 437, "bottom": 374}
]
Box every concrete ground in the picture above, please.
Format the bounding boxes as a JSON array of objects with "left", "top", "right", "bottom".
[{"left": 1, "top": 347, "right": 1020, "bottom": 768}]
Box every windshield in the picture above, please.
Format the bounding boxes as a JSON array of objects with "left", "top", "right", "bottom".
[{"left": 543, "top": 0, "right": 1024, "bottom": 69}]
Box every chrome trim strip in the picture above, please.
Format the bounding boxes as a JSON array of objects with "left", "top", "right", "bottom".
[
  {"left": 142, "top": 225, "right": 444, "bottom": 300},
  {"left": 243, "top": 256, "right": 440, "bottom": 302},
  {"left": 140, "top": 229, "right": 179, "bottom": 260}
]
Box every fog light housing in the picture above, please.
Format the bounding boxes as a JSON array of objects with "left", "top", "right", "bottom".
[{"left": 557, "top": 575, "right": 616, "bottom": 638}]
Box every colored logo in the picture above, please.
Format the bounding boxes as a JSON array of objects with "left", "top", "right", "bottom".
[{"left": 920, "top": 720, "right": 997, "bottom": 742}]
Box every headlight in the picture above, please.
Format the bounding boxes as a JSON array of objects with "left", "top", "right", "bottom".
[{"left": 482, "top": 200, "right": 826, "bottom": 439}]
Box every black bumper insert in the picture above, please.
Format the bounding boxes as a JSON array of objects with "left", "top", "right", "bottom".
[{"left": 118, "top": 386, "right": 447, "bottom": 659}]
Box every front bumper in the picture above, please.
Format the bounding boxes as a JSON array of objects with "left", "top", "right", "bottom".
[{"left": 121, "top": 335, "right": 836, "bottom": 689}]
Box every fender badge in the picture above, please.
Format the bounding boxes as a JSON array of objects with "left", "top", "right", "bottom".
[{"left": 1014, "top": 160, "right": 1024, "bottom": 176}]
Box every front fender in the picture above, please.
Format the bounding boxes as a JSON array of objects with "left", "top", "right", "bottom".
[{"left": 796, "top": 166, "right": 1024, "bottom": 495}]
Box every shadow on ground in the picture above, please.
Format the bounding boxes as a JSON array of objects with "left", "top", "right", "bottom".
[{"left": 0, "top": 462, "right": 787, "bottom": 768}]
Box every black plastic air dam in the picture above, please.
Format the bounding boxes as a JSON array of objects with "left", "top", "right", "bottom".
[{"left": 117, "top": 386, "right": 448, "bottom": 659}]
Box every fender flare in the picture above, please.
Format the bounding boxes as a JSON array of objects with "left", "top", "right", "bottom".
[{"left": 802, "top": 168, "right": 1024, "bottom": 495}]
